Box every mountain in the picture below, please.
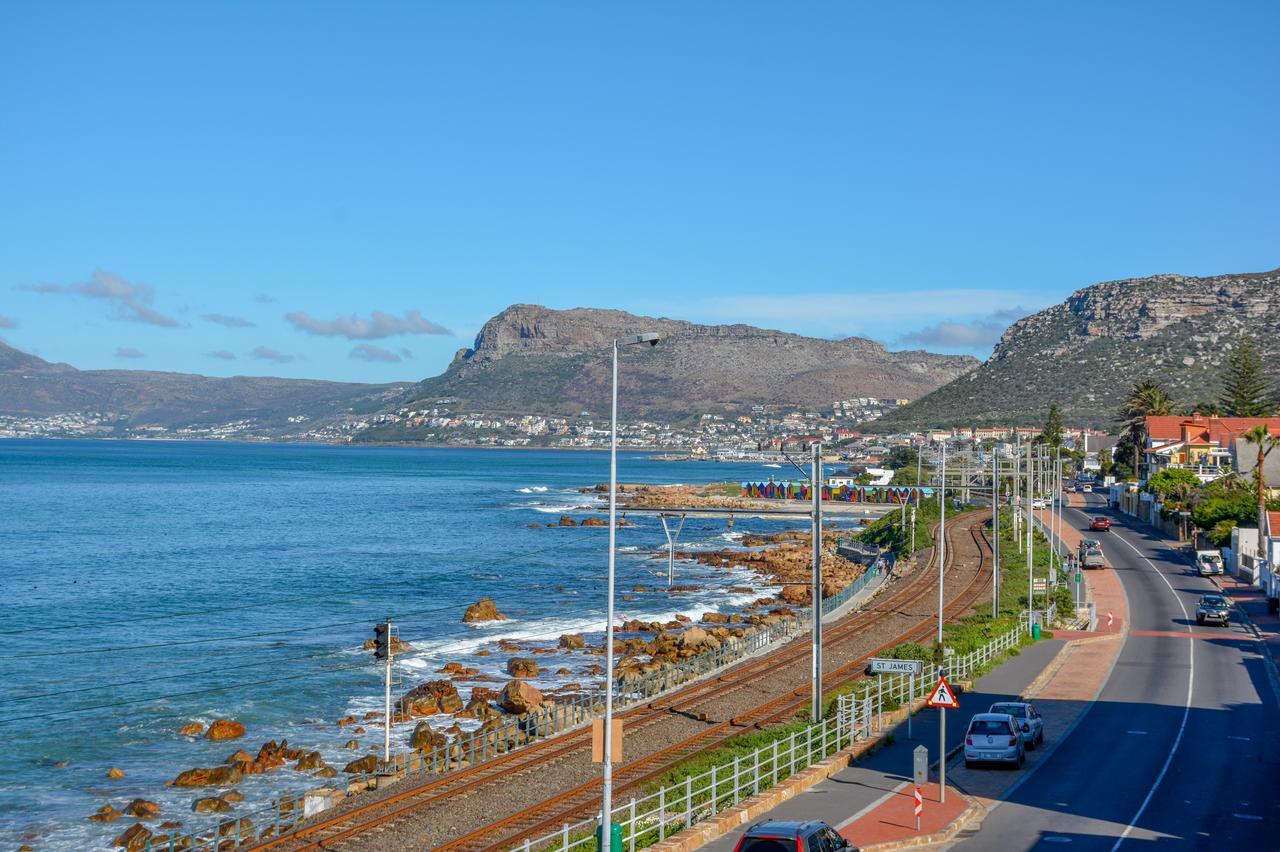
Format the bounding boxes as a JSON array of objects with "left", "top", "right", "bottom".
[
  {"left": 385, "top": 305, "right": 978, "bottom": 418},
  {"left": 0, "top": 341, "right": 409, "bottom": 435},
  {"left": 870, "top": 268, "right": 1280, "bottom": 431}
]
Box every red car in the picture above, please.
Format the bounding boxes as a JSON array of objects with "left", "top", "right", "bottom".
[{"left": 1090, "top": 516, "right": 1111, "bottom": 531}]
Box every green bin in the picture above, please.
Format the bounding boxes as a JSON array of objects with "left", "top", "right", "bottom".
[
  {"left": 596, "top": 823, "right": 623, "bottom": 851},
  {"left": 1031, "top": 623, "right": 1042, "bottom": 641}
]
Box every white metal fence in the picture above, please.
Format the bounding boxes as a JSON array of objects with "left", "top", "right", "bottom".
[{"left": 518, "top": 617, "right": 1035, "bottom": 852}]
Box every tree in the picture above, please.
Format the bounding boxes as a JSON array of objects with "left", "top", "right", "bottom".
[
  {"left": 1240, "top": 424, "right": 1280, "bottom": 525},
  {"left": 1219, "top": 336, "right": 1277, "bottom": 417},
  {"left": 1099, "top": 447, "right": 1114, "bottom": 477},
  {"left": 1118, "top": 380, "right": 1174, "bottom": 480},
  {"left": 1040, "top": 404, "right": 1064, "bottom": 449},
  {"left": 1146, "top": 468, "right": 1201, "bottom": 501}
]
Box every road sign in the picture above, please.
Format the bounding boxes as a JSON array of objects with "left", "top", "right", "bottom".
[
  {"left": 912, "top": 745, "right": 928, "bottom": 785},
  {"left": 1033, "top": 579, "right": 1047, "bottom": 593},
  {"left": 868, "top": 658, "right": 924, "bottom": 675},
  {"left": 1075, "top": 572, "right": 1082, "bottom": 583},
  {"left": 926, "top": 675, "right": 959, "bottom": 709},
  {"left": 1106, "top": 610, "right": 1114, "bottom": 628},
  {"left": 914, "top": 787, "right": 924, "bottom": 830}
]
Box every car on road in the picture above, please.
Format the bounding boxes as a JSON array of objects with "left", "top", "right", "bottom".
[
  {"left": 1081, "top": 548, "right": 1105, "bottom": 569},
  {"left": 988, "top": 701, "right": 1044, "bottom": 749},
  {"left": 1090, "top": 516, "right": 1111, "bottom": 531},
  {"left": 1078, "top": 537, "right": 1100, "bottom": 557},
  {"left": 1032, "top": 498, "right": 1046, "bottom": 510},
  {"left": 1195, "top": 549, "right": 1224, "bottom": 576},
  {"left": 963, "top": 713, "right": 1025, "bottom": 769},
  {"left": 1196, "top": 594, "right": 1231, "bottom": 626},
  {"left": 733, "top": 820, "right": 855, "bottom": 852},
  {"left": 1081, "top": 483, "right": 1093, "bottom": 493}
]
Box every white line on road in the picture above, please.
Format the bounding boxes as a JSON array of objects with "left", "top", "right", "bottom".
[{"left": 1108, "top": 525, "right": 1195, "bottom": 852}]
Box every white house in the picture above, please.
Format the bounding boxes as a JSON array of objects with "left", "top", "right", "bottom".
[{"left": 1261, "top": 511, "right": 1280, "bottom": 603}]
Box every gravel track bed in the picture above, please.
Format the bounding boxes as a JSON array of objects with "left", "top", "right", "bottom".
[{"left": 268, "top": 515, "right": 989, "bottom": 852}]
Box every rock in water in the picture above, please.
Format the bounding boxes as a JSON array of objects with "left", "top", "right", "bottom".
[
  {"left": 557, "top": 515, "right": 577, "bottom": 526},
  {"left": 498, "top": 679, "right": 544, "bottom": 714},
  {"left": 113, "top": 822, "right": 153, "bottom": 850},
  {"left": 172, "top": 766, "right": 242, "bottom": 787},
  {"left": 409, "top": 721, "right": 448, "bottom": 752},
  {"left": 89, "top": 805, "right": 121, "bottom": 823},
  {"left": 205, "top": 719, "right": 245, "bottom": 740},
  {"left": 506, "top": 657, "right": 539, "bottom": 678},
  {"left": 106, "top": 767, "right": 126, "bottom": 779},
  {"left": 191, "top": 797, "right": 233, "bottom": 814},
  {"left": 780, "top": 584, "right": 809, "bottom": 604},
  {"left": 580, "top": 517, "right": 607, "bottom": 526},
  {"left": 398, "top": 679, "right": 464, "bottom": 715},
  {"left": 558, "top": 633, "right": 585, "bottom": 649},
  {"left": 123, "top": 799, "right": 161, "bottom": 819},
  {"left": 462, "top": 597, "right": 507, "bottom": 623},
  {"left": 294, "top": 751, "right": 325, "bottom": 771},
  {"left": 343, "top": 754, "right": 378, "bottom": 774},
  {"left": 177, "top": 723, "right": 204, "bottom": 736}
]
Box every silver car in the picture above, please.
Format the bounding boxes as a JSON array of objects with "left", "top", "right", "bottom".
[
  {"left": 964, "top": 713, "right": 1025, "bottom": 768},
  {"left": 989, "top": 701, "right": 1044, "bottom": 749},
  {"left": 1082, "top": 548, "right": 1105, "bottom": 568}
]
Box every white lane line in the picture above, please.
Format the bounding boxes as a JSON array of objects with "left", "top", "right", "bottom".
[
  {"left": 1233, "top": 814, "right": 1263, "bottom": 821},
  {"left": 1227, "top": 735, "right": 1251, "bottom": 741},
  {"left": 1126, "top": 730, "right": 1147, "bottom": 735},
  {"left": 1108, "top": 526, "right": 1195, "bottom": 852}
]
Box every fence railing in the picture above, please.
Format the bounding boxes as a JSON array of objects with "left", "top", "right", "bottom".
[
  {"left": 518, "top": 617, "right": 1035, "bottom": 852},
  {"left": 144, "top": 563, "right": 894, "bottom": 851}
]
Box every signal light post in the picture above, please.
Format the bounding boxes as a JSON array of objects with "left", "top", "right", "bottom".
[{"left": 374, "top": 619, "right": 393, "bottom": 766}]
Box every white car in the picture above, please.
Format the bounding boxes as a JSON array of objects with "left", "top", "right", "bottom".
[
  {"left": 989, "top": 701, "right": 1044, "bottom": 749},
  {"left": 964, "top": 713, "right": 1025, "bottom": 768},
  {"left": 1082, "top": 484, "right": 1093, "bottom": 493},
  {"left": 1196, "top": 550, "right": 1224, "bottom": 576},
  {"left": 1032, "top": 498, "right": 1046, "bottom": 510}
]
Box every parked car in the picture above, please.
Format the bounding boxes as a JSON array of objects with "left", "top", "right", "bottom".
[
  {"left": 1078, "top": 538, "right": 1101, "bottom": 556},
  {"left": 733, "top": 820, "right": 855, "bottom": 852},
  {"left": 964, "top": 713, "right": 1024, "bottom": 768},
  {"left": 1082, "top": 548, "right": 1105, "bottom": 569},
  {"left": 1196, "top": 594, "right": 1231, "bottom": 626},
  {"left": 1090, "top": 516, "right": 1111, "bottom": 531},
  {"left": 988, "top": 701, "right": 1045, "bottom": 748},
  {"left": 1032, "top": 498, "right": 1046, "bottom": 510},
  {"left": 1195, "top": 550, "right": 1224, "bottom": 576},
  {"left": 1082, "top": 484, "right": 1093, "bottom": 493}
]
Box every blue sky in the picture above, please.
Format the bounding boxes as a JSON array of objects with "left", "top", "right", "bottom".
[{"left": 2, "top": 2, "right": 1277, "bottom": 383}]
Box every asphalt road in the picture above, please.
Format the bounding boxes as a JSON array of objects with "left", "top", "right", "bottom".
[{"left": 953, "top": 495, "right": 1280, "bottom": 850}]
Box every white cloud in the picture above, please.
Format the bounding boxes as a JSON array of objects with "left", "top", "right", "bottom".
[
  {"left": 350, "top": 343, "right": 404, "bottom": 363},
  {"left": 114, "top": 346, "right": 146, "bottom": 359},
  {"left": 286, "top": 310, "right": 452, "bottom": 340},
  {"left": 897, "top": 319, "right": 1008, "bottom": 349},
  {"left": 22, "top": 269, "right": 179, "bottom": 327},
  {"left": 202, "top": 313, "right": 256, "bottom": 328},
  {"left": 249, "top": 345, "right": 294, "bottom": 363}
]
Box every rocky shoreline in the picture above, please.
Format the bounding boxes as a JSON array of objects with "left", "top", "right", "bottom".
[{"left": 73, "top": 492, "right": 876, "bottom": 851}]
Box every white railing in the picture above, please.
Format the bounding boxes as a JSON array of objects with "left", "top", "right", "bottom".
[{"left": 518, "top": 618, "right": 1034, "bottom": 852}]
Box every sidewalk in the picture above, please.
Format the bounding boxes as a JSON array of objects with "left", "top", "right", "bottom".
[{"left": 690, "top": 497, "right": 1130, "bottom": 852}]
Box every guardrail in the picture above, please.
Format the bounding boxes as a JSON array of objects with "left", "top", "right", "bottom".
[
  {"left": 144, "top": 563, "right": 893, "bottom": 851},
  {"left": 518, "top": 616, "right": 1035, "bottom": 852}
]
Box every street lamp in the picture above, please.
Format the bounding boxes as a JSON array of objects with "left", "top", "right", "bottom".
[{"left": 602, "top": 332, "right": 661, "bottom": 852}]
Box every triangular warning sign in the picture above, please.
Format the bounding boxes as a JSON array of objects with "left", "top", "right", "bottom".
[{"left": 926, "top": 675, "right": 959, "bottom": 709}]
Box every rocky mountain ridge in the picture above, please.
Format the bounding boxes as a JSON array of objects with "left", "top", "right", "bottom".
[
  {"left": 872, "top": 268, "right": 1280, "bottom": 430},
  {"left": 404, "top": 304, "right": 978, "bottom": 417}
]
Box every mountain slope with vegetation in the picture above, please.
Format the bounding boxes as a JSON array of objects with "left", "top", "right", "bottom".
[{"left": 870, "top": 268, "right": 1280, "bottom": 431}]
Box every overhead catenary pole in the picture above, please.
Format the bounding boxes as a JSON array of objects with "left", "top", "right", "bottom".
[
  {"left": 811, "top": 441, "right": 824, "bottom": 722},
  {"left": 937, "top": 442, "right": 947, "bottom": 805},
  {"left": 1027, "top": 446, "right": 1034, "bottom": 612},
  {"left": 992, "top": 448, "right": 1000, "bottom": 618}
]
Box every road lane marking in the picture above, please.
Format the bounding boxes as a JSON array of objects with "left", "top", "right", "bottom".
[
  {"left": 1108, "top": 526, "right": 1195, "bottom": 852},
  {"left": 1227, "top": 735, "right": 1250, "bottom": 741},
  {"left": 1126, "top": 730, "right": 1147, "bottom": 735},
  {"left": 1044, "top": 837, "right": 1073, "bottom": 843},
  {"left": 1233, "top": 814, "right": 1263, "bottom": 821}
]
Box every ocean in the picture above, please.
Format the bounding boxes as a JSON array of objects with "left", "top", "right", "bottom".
[{"left": 0, "top": 440, "right": 841, "bottom": 850}]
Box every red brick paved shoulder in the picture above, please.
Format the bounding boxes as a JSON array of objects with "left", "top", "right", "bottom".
[{"left": 840, "top": 782, "right": 964, "bottom": 847}]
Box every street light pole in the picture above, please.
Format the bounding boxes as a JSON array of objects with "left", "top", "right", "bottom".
[
  {"left": 811, "top": 442, "right": 823, "bottom": 722},
  {"left": 992, "top": 448, "right": 999, "bottom": 618},
  {"left": 602, "top": 333, "right": 660, "bottom": 852},
  {"left": 938, "top": 442, "right": 946, "bottom": 647}
]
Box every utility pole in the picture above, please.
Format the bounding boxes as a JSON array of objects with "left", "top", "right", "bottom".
[
  {"left": 1013, "top": 437, "right": 1022, "bottom": 546},
  {"left": 938, "top": 442, "right": 947, "bottom": 648},
  {"left": 659, "top": 513, "right": 686, "bottom": 586},
  {"left": 1027, "top": 447, "right": 1034, "bottom": 612},
  {"left": 992, "top": 448, "right": 999, "bottom": 618},
  {"left": 811, "top": 442, "right": 824, "bottom": 722}
]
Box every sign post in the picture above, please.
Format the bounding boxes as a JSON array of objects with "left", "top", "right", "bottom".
[
  {"left": 926, "top": 673, "right": 959, "bottom": 803},
  {"left": 912, "top": 744, "right": 928, "bottom": 831},
  {"left": 867, "top": 658, "right": 925, "bottom": 676},
  {"left": 914, "top": 787, "right": 924, "bottom": 832}
]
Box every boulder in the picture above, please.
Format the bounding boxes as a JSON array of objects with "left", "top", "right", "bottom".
[
  {"left": 123, "top": 799, "right": 161, "bottom": 819},
  {"left": 106, "top": 767, "right": 126, "bottom": 779},
  {"left": 205, "top": 719, "right": 245, "bottom": 741},
  {"left": 344, "top": 739, "right": 360, "bottom": 750},
  {"left": 398, "top": 679, "right": 464, "bottom": 715},
  {"left": 780, "top": 584, "right": 810, "bottom": 604},
  {"left": 343, "top": 754, "right": 378, "bottom": 774},
  {"left": 506, "top": 658, "right": 539, "bottom": 678},
  {"left": 294, "top": 751, "right": 325, "bottom": 772},
  {"left": 679, "top": 627, "right": 710, "bottom": 649},
  {"left": 462, "top": 698, "right": 501, "bottom": 720},
  {"left": 558, "top": 633, "right": 585, "bottom": 650},
  {"left": 222, "top": 790, "right": 245, "bottom": 803},
  {"left": 498, "top": 679, "right": 544, "bottom": 714},
  {"left": 470, "top": 686, "right": 500, "bottom": 702},
  {"left": 113, "top": 823, "right": 153, "bottom": 851},
  {"left": 409, "top": 721, "right": 448, "bottom": 752},
  {"left": 89, "top": 805, "right": 121, "bottom": 823},
  {"left": 462, "top": 597, "right": 507, "bottom": 623},
  {"left": 177, "top": 723, "right": 204, "bottom": 736},
  {"left": 362, "top": 635, "right": 413, "bottom": 654},
  {"left": 225, "top": 750, "right": 252, "bottom": 765},
  {"left": 191, "top": 797, "right": 233, "bottom": 815},
  {"left": 172, "top": 766, "right": 242, "bottom": 787},
  {"left": 557, "top": 515, "right": 578, "bottom": 526},
  {"left": 314, "top": 766, "right": 338, "bottom": 778},
  {"left": 580, "top": 517, "right": 607, "bottom": 527}
]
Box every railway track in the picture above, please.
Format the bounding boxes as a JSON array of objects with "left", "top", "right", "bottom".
[{"left": 256, "top": 511, "right": 994, "bottom": 852}]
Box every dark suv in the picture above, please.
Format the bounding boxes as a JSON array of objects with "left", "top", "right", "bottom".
[{"left": 733, "top": 820, "right": 856, "bottom": 852}]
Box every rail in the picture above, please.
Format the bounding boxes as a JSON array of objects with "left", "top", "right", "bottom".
[
  {"left": 142, "top": 563, "right": 890, "bottom": 851},
  {"left": 517, "top": 616, "right": 1034, "bottom": 852}
]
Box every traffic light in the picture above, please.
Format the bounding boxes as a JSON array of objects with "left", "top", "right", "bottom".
[{"left": 373, "top": 622, "right": 391, "bottom": 660}]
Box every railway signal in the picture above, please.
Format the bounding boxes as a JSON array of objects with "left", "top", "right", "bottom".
[{"left": 374, "top": 618, "right": 394, "bottom": 771}]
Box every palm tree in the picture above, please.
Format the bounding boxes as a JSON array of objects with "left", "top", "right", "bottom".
[
  {"left": 1118, "top": 380, "right": 1175, "bottom": 480},
  {"left": 1240, "top": 424, "right": 1280, "bottom": 525}
]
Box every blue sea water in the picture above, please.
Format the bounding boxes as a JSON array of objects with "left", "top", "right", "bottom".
[{"left": 0, "top": 440, "right": 839, "bottom": 850}]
